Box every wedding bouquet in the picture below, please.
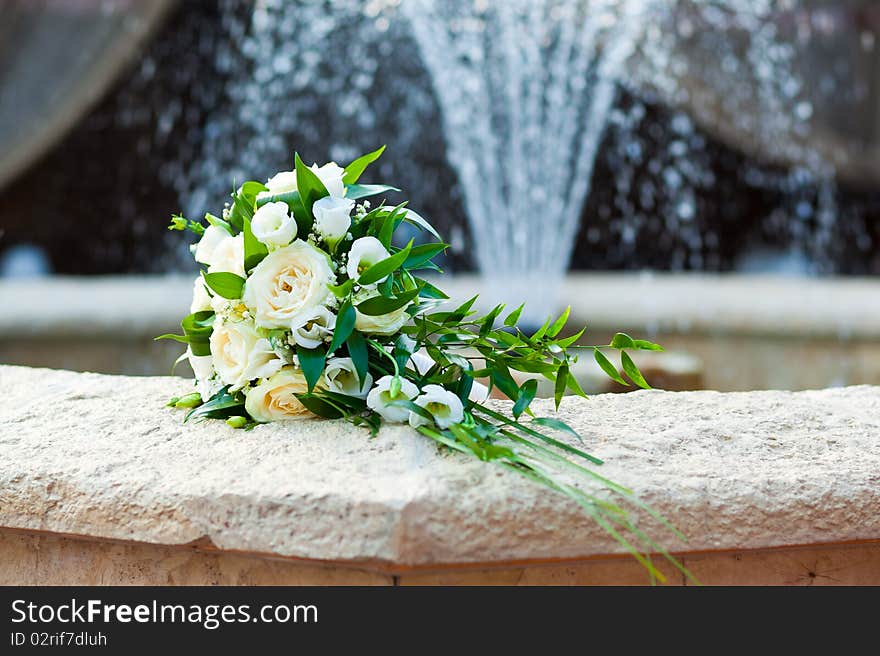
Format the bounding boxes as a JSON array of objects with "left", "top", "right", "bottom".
[{"left": 162, "top": 146, "right": 689, "bottom": 582}]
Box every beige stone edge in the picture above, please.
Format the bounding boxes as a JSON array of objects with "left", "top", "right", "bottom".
[{"left": 5, "top": 525, "right": 880, "bottom": 586}]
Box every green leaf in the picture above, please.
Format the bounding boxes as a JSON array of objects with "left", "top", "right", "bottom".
[
  {"left": 513, "top": 379, "right": 538, "bottom": 419},
  {"left": 621, "top": 351, "right": 652, "bottom": 389},
  {"left": 203, "top": 272, "right": 245, "bottom": 299},
  {"left": 566, "top": 369, "right": 588, "bottom": 399},
  {"left": 342, "top": 145, "right": 385, "bottom": 185},
  {"left": 185, "top": 387, "right": 243, "bottom": 423},
  {"left": 357, "top": 240, "right": 413, "bottom": 285},
  {"left": 400, "top": 208, "right": 442, "bottom": 241},
  {"left": 554, "top": 365, "right": 568, "bottom": 409},
  {"left": 242, "top": 214, "right": 268, "bottom": 272},
  {"left": 503, "top": 304, "right": 524, "bottom": 327},
  {"left": 347, "top": 330, "right": 369, "bottom": 385},
  {"left": 355, "top": 287, "right": 422, "bottom": 316},
  {"left": 633, "top": 339, "right": 664, "bottom": 352},
  {"left": 158, "top": 310, "right": 215, "bottom": 356},
  {"left": 530, "top": 417, "right": 586, "bottom": 445},
  {"left": 416, "top": 280, "right": 449, "bottom": 300},
  {"left": 403, "top": 242, "right": 447, "bottom": 270},
  {"left": 328, "top": 279, "right": 355, "bottom": 298},
  {"left": 297, "top": 345, "right": 327, "bottom": 393},
  {"left": 345, "top": 183, "right": 400, "bottom": 200},
  {"left": 328, "top": 300, "right": 356, "bottom": 353},
  {"left": 610, "top": 332, "right": 637, "bottom": 349},
  {"left": 547, "top": 306, "right": 571, "bottom": 338},
  {"left": 296, "top": 393, "right": 346, "bottom": 419},
  {"left": 594, "top": 348, "right": 628, "bottom": 387},
  {"left": 294, "top": 152, "right": 329, "bottom": 215}
]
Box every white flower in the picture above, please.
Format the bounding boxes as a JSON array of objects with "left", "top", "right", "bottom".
[
  {"left": 242, "top": 240, "right": 336, "bottom": 330},
  {"left": 354, "top": 290, "right": 411, "bottom": 336},
  {"left": 194, "top": 224, "right": 231, "bottom": 266},
  {"left": 251, "top": 201, "right": 297, "bottom": 248},
  {"left": 366, "top": 375, "right": 419, "bottom": 423},
  {"left": 313, "top": 196, "right": 354, "bottom": 245},
  {"left": 190, "top": 276, "right": 212, "bottom": 313},
  {"left": 310, "top": 161, "right": 346, "bottom": 198},
  {"left": 408, "top": 384, "right": 464, "bottom": 429},
  {"left": 291, "top": 306, "right": 336, "bottom": 349},
  {"left": 245, "top": 367, "right": 318, "bottom": 422},
  {"left": 409, "top": 351, "right": 489, "bottom": 402},
  {"left": 209, "top": 318, "right": 283, "bottom": 391},
  {"left": 187, "top": 347, "right": 222, "bottom": 401},
  {"left": 324, "top": 357, "right": 373, "bottom": 398},
  {"left": 346, "top": 236, "right": 390, "bottom": 283},
  {"left": 206, "top": 232, "right": 245, "bottom": 278},
  {"left": 258, "top": 170, "right": 298, "bottom": 200}
]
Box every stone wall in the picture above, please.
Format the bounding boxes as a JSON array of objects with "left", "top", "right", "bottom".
[{"left": 1, "top": 364, "right": 879, "bottom": 584}]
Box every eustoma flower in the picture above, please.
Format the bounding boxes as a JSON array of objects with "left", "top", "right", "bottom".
[
  {"left": 408, "top": 384, "right": 464, "bottom": 429},
  {"left": 347, "top": 237, "right": 390, "bottom": 284},
  {"left": 313, "top": 196, "right": 354, "bottom": 247},
  {"left": 251, "top": 201, "right": 297, "bottom": 248},
  {"left": 366, "top": 375, "right": 419, "bottom": 422}
]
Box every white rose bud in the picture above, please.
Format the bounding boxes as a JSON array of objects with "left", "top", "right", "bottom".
[
  {"left": 242, "top": 240, "right": 336, "bottom": 330},
  {"left": 313, "top": 196, "right": 354, "bottom": 247},
  {"left": 408, "top": 384, "right": 465, "bottom": 429},
  {"left": 206, "top": 232, "right": 245, "bottom": 278},
  {"left": 209, "top": 317, "right": 283, "bottom": 391},
  {"left": 194, "top": 224, "right": 230, "bottom": 266},
  {"left": 190, "top": 276, "right": 212, "bottom": 313},
  {"left": 245, "top": 367, "right": 319, "bottom": 423},
  {"left": 366, "top": 375, "right": 420, "bottom": 423},
  {"left": 291, "top": 306, "right": 336, "bottom": 349},
  {"left": 324, "top": 357, "right": 373, "bottom": 398},
  {"left": 310, "top": 161, "right": 346, "bottom": 198},
  {"left": 252, "top": 201, "right": 297, "bottom": 248},
  {"left": 346, "top": 236, "right": 390, "bottom": 284},
  {"left": 257, "top": 170, "right": 298, "bottom": 201}
]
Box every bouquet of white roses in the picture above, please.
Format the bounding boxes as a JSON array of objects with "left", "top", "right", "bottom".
[{"left": 162, "top": 146, "right": 690, "bottom": 582}]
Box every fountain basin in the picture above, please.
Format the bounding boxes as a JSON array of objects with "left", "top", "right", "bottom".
[
  {"left": 2, "top": 273, "right": 880, "bottom": 391},
  {"left": 1, "top": 364, "right": 879, "bottom": 585}
]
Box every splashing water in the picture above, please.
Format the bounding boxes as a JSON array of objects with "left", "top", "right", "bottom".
[{"left": 401, "top": 0, "right": 650, "bottom": 321}]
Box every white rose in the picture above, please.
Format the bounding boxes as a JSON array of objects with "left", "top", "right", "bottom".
[
  {"left": 408, "top": 384, "right": 464, "bottom": 429},
  {"left": 409, "top": 351, "right": 489, "bottom": 402},
  {"left": 324, "top": 357, "right": 373, "bottom": 398},
  {"left": 366, "top": 375, "right": 419, "bottom": 423},
  {"left": 209, "top": 317, "right": 283, "bottom": 391},
  {"left": 245, "top": 367, "right": 319, "bottom": 422},
  {"left": 190, "top": 276, "right": 212, "bottom": 313},
  {"left": 291, "top": 306, "right": 336, "bottom": 349},
  {"left": 354, "top": 290, "right": 411, "bottom": 336},
  {"left": 251, "top": 201, "right": 297, "bottom": 248},
  {"left": 258, "top": 170, "right": 298, "bottom": 200},
  {"left": 242, "top": 240, "right": 336, "bottom": 330},
  {"left": 313, "top": 196, "right": 354, "bottom": 245},
  {"left": 194, "top": 224, "right": 230, "bottom": 266},
  {"left": 346, "top": 237, "right": 390, "bottom": 284},
  {"left": 310, "top": 161, "right": 346, "bottom": 198},
  {"left": 207, "top": 232, "right": 245, "bottom": 278}
]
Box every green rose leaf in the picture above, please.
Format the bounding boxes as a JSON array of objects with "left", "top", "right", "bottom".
[
  {"left": 342, "top": 145, "right": 385, "bottom": 185},
  {"left": 297, "top": 345, "right": 327, "bottom": 393},
  {"left": 203, "top": 272, "right": 245, "bottom": 299},
  {"left": 242, "top": 214, "right": 268, "bottom": 273},
  {"left": 346, "top": 330, "right": 369, "bottom": 385},
  {"left": 295, "top": 393, "right": 345, "bottom": 419}
]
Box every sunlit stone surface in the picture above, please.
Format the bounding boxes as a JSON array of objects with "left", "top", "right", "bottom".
[{"left": 1, "top": 364, "right": 879, "bottom": 586}]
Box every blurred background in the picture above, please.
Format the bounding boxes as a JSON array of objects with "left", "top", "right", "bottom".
[{"left": 1, "top": 0, "right": 879, "bottom": 393}]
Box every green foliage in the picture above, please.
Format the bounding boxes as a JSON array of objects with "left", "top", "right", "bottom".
[
  {"left": 297, "top": 345, "right": 327, "bottom": 393},
  {"left": 155, "top": 311, "right": 214, "bottom": 356},
  {"left": 342, "top": 145, "right": 385, "bottom": 185},
  {"left": 203, "top": 272, "right": 245, "bottom": 299},
  {"left": 242, "top": 214, "right": 268, "bottom": 272}
]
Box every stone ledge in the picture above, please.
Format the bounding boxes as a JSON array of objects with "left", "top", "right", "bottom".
[{"left": 1, "top": 364, "right": 879, "bottom": 570}]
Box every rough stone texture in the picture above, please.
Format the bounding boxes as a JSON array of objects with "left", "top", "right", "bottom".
[{"left": 1, "top": 364, "right": 880, "bottom": 569}]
